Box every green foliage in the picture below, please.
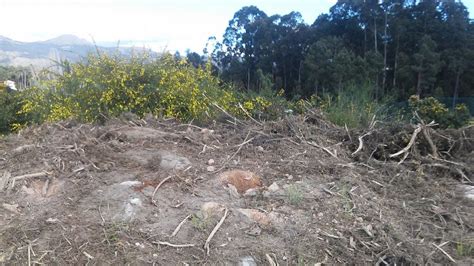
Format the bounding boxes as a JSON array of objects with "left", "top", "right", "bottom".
[
  {"left": 456, "top": 240, "right": 474, "bottom": 257},
  {"left": 408, "top": 95, "right": 470, "bottom": 128},
  {"left": 15, "top": 53, "right": 254, "bottom": 126},
  {"left": 318, "top": 85, "right": 394, "bottom": 128},
  {"left": 286, "top": 184, "right": 303, "bottom": 206}
]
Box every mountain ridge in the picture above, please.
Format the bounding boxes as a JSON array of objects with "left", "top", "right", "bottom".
[{"left": 0, "top": 34, "right": 151, "bottom": 69}]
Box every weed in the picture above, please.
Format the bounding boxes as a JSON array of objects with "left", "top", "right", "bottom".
[
  {"left": 286, "top": 184, "right": 304, "bottom": 206},
  {"left": 456, "top": 240, "right": 474, "bottom": 257},
  {"left": 190, "top": 213, "right": 209, "bottom": 232},
  {"left": 339, "top": 185, "right": 354, "bottom": 214}
]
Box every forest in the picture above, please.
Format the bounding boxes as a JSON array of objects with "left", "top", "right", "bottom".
[{"left": 184, "top": 0, "right": 473, "bottom": 108}]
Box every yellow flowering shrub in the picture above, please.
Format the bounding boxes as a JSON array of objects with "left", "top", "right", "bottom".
[
  {"left": 409, "top": 95, "right": 470, "bottom": 128},
  {"left": 17, "top": 52, "right": 281, "bottom": 126}
]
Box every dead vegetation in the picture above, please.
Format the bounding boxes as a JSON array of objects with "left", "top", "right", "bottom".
[{"left": 0, "top": 112, "right": 473, "bottom": 264}]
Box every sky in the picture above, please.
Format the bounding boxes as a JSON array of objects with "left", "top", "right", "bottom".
[{"left": 1, "top": 0, "right": 473, "bottom": 53}]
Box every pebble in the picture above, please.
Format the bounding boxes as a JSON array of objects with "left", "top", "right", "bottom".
[
  {"left": 257, "top": 146, "right": 264, "bottom": 152},
  {"left": 207, "top": 166, "right": 216, "bottom": 172},
  {"left": 208, "top": 159, "right": 215, "bottom": 165}
]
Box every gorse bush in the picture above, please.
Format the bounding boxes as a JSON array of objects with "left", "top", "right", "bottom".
[
  {"left": 408, "top": 95, "right": 470, "bottom": 128},
  {"left": 16, "top": 52, "right": 281, "bottom": 127}
]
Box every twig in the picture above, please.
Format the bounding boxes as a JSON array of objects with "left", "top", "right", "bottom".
[
  {"left": 320, "top": 231, "right": 341, "bottom": 239},
  {"left": 307, "top": 141, "right": 338, "bottom": 159},
  {"left": 214, "top": 132, "right": 252, "bottom": 173},
  {"left": 170, "top": 214, "right": 191, "bottom": 238},
  {"left": 205, "top": 208, "right": 229, "bottom": 255},
  {"left": 238, "top": 103, "right": 263, "bottom": 126},
  {"left": 151, "top": 175, "right": 173, "bottom": 205},
  {"left": 456, "top": 168, "right": 472, "bottom": 183},
  {"left": 431, "top": 242, "right": 455, "bottom": 263},
  {"left": 12, "top": 171, "right": 50, "bottom": 181},
  {"left": 389, "top": 126, "right": 422, "bottom": 158},
  {"left": 265, "top": 253, "right": 278, "bottom": 266},
  {"left": 155, "top": 241, "right": 195, "bottom": 248},
  {"left": 212, "top": 102, "right": 242, "bottom": 125},
  {"left": 352, "top": 132, "right": 372, "bottom": 156}
]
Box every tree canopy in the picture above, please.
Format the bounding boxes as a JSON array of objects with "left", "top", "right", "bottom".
[{"left": 207, "top": 0, "right": 474, "bottom": 104}]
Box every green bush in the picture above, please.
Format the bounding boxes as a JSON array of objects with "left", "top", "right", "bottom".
[
  {"left": 408, "top": 95, "right": 470, "bottom": 128},
  {"left": 316, "top": 85, "right": 394, "bottom": 128}
]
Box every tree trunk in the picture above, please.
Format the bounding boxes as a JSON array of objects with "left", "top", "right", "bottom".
[
  {"left": 392, "top": 34, "right": 400, "bottom": 90},
  {"left": 374, "top": 16, "right": 378, "bottom": 53},
  {"left": 247, "top": 68, "right": 251, "bottom": 91},
  {"left": 416, "top": 71, "right": 422, "bottom": 96},
  {"left": 452, "top": 69, "right": 461, "bottom": 109},
  {"left": 382, "top": 10, "right": 388, "bottom": 94}
]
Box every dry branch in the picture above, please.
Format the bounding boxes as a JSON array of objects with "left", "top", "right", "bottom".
[
  {"left": 170, "top": 214, "right": 191, "bottom": 238},
  {"left": 155, "top": 241, "right": 195, "bottom": 248},
  {"left": 307, "top": 141, "right": 338, "bottom": 159},
  {"left": 204, "top": 208, "right": 229, "bottom": 255},
  {"left": 352, "top": 132, "right": 372, "bottom": 156},
  {"left": 151, "top": 175, "right": 173, "bottom": 205},
  {"left": 389, "top": 126, "right": 422, "bottom": 158},
  {"left": 431, "top": 243, "right": 455, "bottom": 263}
]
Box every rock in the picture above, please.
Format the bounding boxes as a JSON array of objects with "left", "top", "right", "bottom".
[
  {"left": 257, "top": 146, "right": 264, "bottom": 152},
  {"left": 207, "top": 159, "right": 215, "bottom": 165},
  {"left": 237, "top": 208, "right": 271, "bottom": 227},
  {"left": 2, "top": 203, "right": 20, "bottom": 214},
  {"left": 201, "top": 202, "right": 225, "bottom": 219},
  {"left": 239, "top": 256, "right": 257, "bottom": 266},
  {"left": 207, "top": 166, "right": 216, "bottom": 172},
  {"left": 219, "top": 170, "right": 263, "bottom": 195},
  {"left": 159, "top": 152, "right": 191, "bottom": 171},
  {"left": 459, "top": 185, "right": 474, "bottom": 200},
  {"left": 268, "top": 182, "right": 280, "bottom": 192}
]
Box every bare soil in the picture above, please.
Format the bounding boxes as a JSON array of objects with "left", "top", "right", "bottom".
[{"left": 0, "top": 114, "right": 473, "bottom": 265}]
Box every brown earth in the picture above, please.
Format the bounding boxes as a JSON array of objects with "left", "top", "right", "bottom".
[{"left": 0, "top": 114, "right": 473, "bottom": 265}]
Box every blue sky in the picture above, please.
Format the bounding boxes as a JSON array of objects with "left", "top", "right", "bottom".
[{"left": 1, "top": 0, "right": 473, "bottom": 53}]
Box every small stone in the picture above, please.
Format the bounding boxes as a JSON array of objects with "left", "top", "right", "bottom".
[
  {"left": 268, "top": 182, "right": 280, "bottom": 192},
  {"left": 129, "top": 198, "right": 142, "bottom": 205},
  {"left": 318, "top": 212, "right": 324, "bottom": 217},
  {"left": 240, "top": 256, "right": 257, "bottom": 266},
  {"left": 201, "top": 202, "right": 225, "bottom": 219},
  {"left": 46, "top": 218, "right": 60, "bottom": 223},
  {"left": 286, "top": 174, "right": 294, "bottom": 180},
  {"left": 257, "top": 146, "right": 264, "bottom": 152},
  {"left": 153, "top": 254, "right": 158, "bottom": 258},
  {"left": 356, "top": 217, "right": 363, "bottom": 223},
  {"left": 207, "top": 159, "right": 215, "bottom": 165},
  {"left": 207, "top": 166, "right": 216, "bottom": 172},
  {"left": 237, "top": 208, "right": 271, "bottom": 227}
]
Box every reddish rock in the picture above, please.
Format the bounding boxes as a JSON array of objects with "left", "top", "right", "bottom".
[{"left": 219, "top": 170, "right": 263, "bottom": 194}]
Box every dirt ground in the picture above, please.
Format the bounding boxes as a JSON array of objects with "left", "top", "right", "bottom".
[{"left": 0, "top": 114, "right": 473, "bottom": 265}]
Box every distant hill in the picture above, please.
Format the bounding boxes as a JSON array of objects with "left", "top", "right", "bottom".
[{"left": 0, "top": 35, "right": 151, "bottom": 69}]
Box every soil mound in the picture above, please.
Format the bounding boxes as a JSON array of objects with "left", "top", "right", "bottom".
[{"left": 0, "top": 116, "right": 472, "bottom": 264}]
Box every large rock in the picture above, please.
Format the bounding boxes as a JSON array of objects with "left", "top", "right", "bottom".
[{"left": 219, "top": 170, "right": 263, "bottom": 196}]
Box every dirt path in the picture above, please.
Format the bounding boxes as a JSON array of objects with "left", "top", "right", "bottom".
[{"left": 0, "top": 117, "right": 473, "bottom": 264}]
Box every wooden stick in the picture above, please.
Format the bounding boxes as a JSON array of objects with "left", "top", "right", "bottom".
[
  {"left": 431, "top": 243, "right": 455, "bottom": 263},
  {"left": 352, "top": 132, "right": 372, "bottom": 156},
  {"left": 12, "top": 171, "right": 50, "bottom": 181},
  {"left": 389, "top": 126, "right": 422, "bottom": 158},
  {"left": 151, "top": 175, "right": 173, "bottom": 204},
  {"left": 155, "top": 241, "right": 195, "bottom": 248},
  {"left": 170, "top": 214, "right": 191, "bottom": 238},
  {"left": 238, "top": 103, "right": 263, "bottom": 126},
  {"left": 205, "top": 208, "right": 229, "bottom": 255},
  {"left": 307, "top": 141, "right": 338, "bottom": 159},
  {"left": 214, "top": 132, "right": 251, "bottom": 173}
]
